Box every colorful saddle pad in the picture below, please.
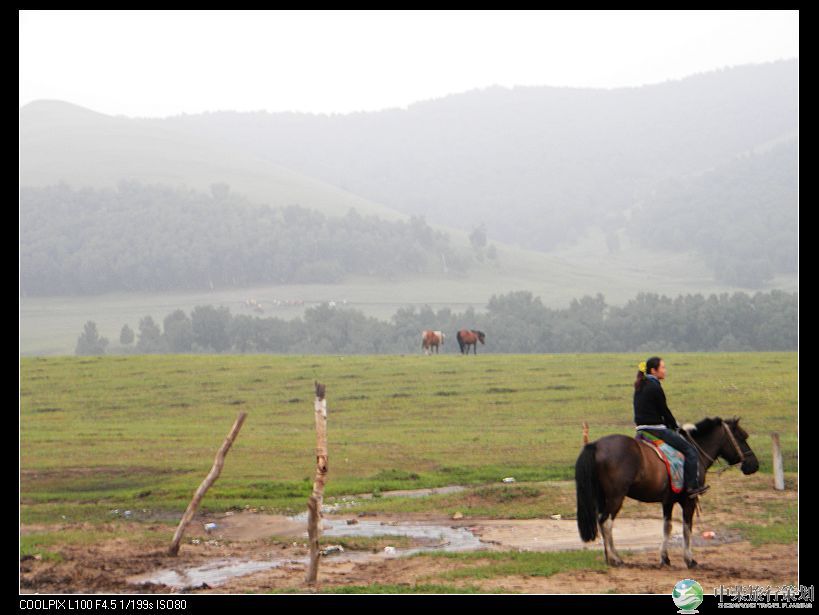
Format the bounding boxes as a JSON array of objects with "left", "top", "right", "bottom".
[{"left": 636, "top": 430, "right": 685, "bottom": 493}]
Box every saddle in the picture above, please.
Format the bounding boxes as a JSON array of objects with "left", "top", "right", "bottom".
[{"left": 635, "top": 430, "right": 685, "bottom": 493}]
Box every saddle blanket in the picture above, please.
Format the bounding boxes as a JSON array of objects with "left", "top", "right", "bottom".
[{"left": 635, "top": 430, "right": 685, "bottom": 493}]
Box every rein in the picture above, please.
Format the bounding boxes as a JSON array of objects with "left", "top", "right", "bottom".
[{"left": 686, "top": 422, "right": 747, "bottom": 475}]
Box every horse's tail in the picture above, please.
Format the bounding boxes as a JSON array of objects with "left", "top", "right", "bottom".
[
  {"left": 575, "top": 442, "right": 601, "bottom": 542},
  {"left": 456, "top": 331, "right": 465, "bottom": 353}
]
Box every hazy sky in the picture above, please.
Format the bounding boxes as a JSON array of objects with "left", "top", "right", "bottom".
[{"left": 20, "top": 10, "right": 798, "bottom": 118}]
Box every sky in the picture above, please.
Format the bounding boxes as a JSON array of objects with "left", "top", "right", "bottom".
[{"left": 19, "top": 10, "right": 798, "bottom": 118}]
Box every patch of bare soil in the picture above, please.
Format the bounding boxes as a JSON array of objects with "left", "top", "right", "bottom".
[
  {"left": 177, "top": 539, "right": 797, "bottom": 595},
  {"left": 473, "top": 541, "right": 798, "bottom": 594}
]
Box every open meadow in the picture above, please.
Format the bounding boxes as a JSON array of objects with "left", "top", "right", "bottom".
[{"left": 20, "top": 352, "right": 798, "bottom": 593}]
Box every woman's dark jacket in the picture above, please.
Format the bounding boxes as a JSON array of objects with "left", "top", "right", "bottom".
[{"left": 633, "top": 376, "right": 679, "bottom": 429}]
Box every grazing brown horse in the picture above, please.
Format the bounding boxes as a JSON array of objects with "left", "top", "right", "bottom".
[
  {"left": 456, "top": 329, "right": 485, "bottom": 354},
  {"left": 575, "top": 417, "right": 758, "bottom": 568},
  {"left": 421, "top": 330, "right": 445, "bottom": 355}
]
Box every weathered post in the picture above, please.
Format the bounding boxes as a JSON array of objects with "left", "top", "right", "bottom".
[
  {"left": 771, "top": 433, "right": 785, "bottom": 491},
  {"left": 582, "top": 421, "right": 590, "bottom": 446},
  {"left": 306, "top": 382, "right": 328, "bottom": 585},
  {"left": 168, "top": 411, "right": 247, "bottom": 556}
]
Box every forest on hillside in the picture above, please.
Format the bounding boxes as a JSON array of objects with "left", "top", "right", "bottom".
[
  {"left": 629, "top": 140, "right": 797, "bottom": 288},
  {"left": 21, "top": 182, "right": 482, "bottom": 296}
]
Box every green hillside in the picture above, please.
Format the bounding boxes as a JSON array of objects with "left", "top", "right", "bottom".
[{"left": 19, "top": 100, "right": 404, "bottom": 221}]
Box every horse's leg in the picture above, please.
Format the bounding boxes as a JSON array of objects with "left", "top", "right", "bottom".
[
  {"left": 602, "top": 518, "right": 618, "bottom": 566},
  {"left": 660, "top": 498, "right": 674, "bottom": 566},
  {"left": 598, "top": 494, "right": 625, "bottom": 567},
  {"left": 600, "top": 517, "right": 624, "bottom": 567},
  {"left": 682, "top": 499, "right": 697, "bottom": 568},
  {"left": 597, "top": 510, "right": 613, "bottom": 565},
  {"left": 605, "top": 495, "right": 626, "bottom": 566}
]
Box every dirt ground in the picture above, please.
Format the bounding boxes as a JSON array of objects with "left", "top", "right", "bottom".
[{"left": 20, "top": 507, "right": 799, "bottom": 594}]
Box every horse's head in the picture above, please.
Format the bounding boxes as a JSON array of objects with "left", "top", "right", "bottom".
[
  {"left": 475, "top": 330, "right": 486, "bottom": 344},
  {"left": 721, "top": 417, "right": 759, "bottom": 475}
]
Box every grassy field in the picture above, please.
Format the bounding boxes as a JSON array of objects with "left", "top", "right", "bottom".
[{"left": 20, "top": 352, "right": 797, "bottom": 525}]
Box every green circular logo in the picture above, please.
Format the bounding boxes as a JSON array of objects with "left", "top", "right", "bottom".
[{"left": 672, "top": 579, "right": 704, "bottom": 612}]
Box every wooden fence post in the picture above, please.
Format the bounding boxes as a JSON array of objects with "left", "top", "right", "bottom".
[
  {"left": 306, "top": 382, "right": 328, "bottom": 585},
  {"left": 771, "top": 433, "right": 785, "bottom": 491},
  {"left": 168, "top": 411, "right": 247, "bottom": 556}
]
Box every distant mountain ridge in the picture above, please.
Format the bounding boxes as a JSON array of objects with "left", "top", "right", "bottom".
[{"left": 148, "top": 60, "right": 798, "bottom": 251}]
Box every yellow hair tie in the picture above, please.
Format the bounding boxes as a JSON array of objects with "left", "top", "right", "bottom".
[{"left": 638, "top": 361, "right": 647, "bottom": 374}]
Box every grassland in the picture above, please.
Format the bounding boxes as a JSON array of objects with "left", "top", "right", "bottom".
[
  {"left": 19, "top": 352, "right": 798, "bottom": 592},
  {"left": 21, "top": 353, "right": 796, "bottom": 521}
]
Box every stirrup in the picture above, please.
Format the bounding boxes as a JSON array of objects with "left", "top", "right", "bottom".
[{"left": 687, "top": 485, "right": 710, "bottom": 499}]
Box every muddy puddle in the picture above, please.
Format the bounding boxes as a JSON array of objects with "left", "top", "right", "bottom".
[
  {"left": 294, "top": 512, "right": 485, "bottom": 554},
  {"left": 129, "top": 509, "right": 741, "bottom": 590},
  {"left": 129, "top": 513, "right": 486, "bottom": 590},
  {"left": 128, "top": 558, "right": 293, "bottom": 590}
]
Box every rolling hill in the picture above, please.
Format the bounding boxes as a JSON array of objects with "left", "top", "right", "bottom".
[{"left": 19, "top": 100, "right": 405, "bottom": 221}]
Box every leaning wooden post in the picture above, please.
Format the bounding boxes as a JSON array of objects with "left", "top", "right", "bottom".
[
  {"left": 771, "top": 433, "right": 785, "bottom": 491},
  {"left": 168, "top": 412, "right": 247, "bottom": 556},
  {"left": 306, "top": 382, "right": 328, "bottom": 585}
]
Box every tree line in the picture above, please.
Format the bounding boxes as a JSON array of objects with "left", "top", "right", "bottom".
[
  {"left": 76, "top": 289, "right": 797, "bottom": 355},
  {"left": 21, "top": 182, "right": 484, "bottom": 296}
]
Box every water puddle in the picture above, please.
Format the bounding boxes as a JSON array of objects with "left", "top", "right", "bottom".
[
  {"left": 129, "top": 514, "right": 486, "bottom": 590},
  {"left": 129, "top": 558, "right": 291, "bottom": 589},
  {"left": 292, "top": 512, "right": 485, "bottom": 554},
  {"left": 128, "top": 513, "right": 742, "bottom": 590}
]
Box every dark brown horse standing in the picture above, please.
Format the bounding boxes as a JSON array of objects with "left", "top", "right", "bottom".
[
  {"left": 575, "top": 417, "right": 758, "bottom": 568},
  {"left": 456, "top": 329, "right": 485, "bottom": 354}
]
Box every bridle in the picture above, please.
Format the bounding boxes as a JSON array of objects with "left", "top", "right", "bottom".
[{"left": 686, "top": 422, "right": 753, "bottom": 475}]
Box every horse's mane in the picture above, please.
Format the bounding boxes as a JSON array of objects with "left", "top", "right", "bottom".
[{"left": 686, "top": 417, "right": 724, "bottom": 437}]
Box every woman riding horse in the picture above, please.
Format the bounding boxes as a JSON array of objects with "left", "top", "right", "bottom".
[
  {"left": 634, "top": 356, "right": 709, "bottom": 499},
  {"left": 575, "top": 355, "right": 760, "bottom": 568}
]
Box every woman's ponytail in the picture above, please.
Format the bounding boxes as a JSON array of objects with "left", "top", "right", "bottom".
[
  {"left": 634, "top": 357, "right": 661, "bottom": 391},
  {"left": 634, "top": 368, "right": 646, "bottom": 391}
]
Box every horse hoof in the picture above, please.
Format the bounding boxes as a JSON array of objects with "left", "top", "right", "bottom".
[
  {"left": 686, "top": 559, "right": 698, "bottom": 569},
  {"left": 609, "top": 559, "right": 624, "bottom": 568},
  {"left": 660, "top": 557, "right": 671, "bottom": 567}
]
